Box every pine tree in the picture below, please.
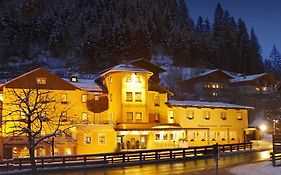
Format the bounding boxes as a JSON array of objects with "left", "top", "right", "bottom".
[
  {"left": 269, "top": 44, "right": 281, "bottom": 70},
  {"left": 236, "top": 18, "right": 250, "bottom": 73},
  {"left": 249, "top": 28, "right": 264, "bottom": 73}
]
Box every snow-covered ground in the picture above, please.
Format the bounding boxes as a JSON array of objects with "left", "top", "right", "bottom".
[{"left": 230, "top": 162, "right": 281, "bottom": 175}]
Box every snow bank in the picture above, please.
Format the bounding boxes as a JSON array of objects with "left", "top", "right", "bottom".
[{"left": 230, "top": 162, "right": 281, "bottom": 175}]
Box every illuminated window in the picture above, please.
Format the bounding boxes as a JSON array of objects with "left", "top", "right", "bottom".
[
  {"left": 163, "top": 133, "right": 168, "bottom": 140},
  {"left": 109, "top": 76, "right": 112, "bottom": 83},
  {"left": 82, "top": 112, "right": 88, "bottom": 122},
  {"left": 84, "top": 136, "right": 92, "bottom": 144},
  {"left": 71, "top": 76, "right": 78, "bottom": 82},
  {"left": 126, "top": 92, "right": 132, "bottom": 102},
  {"left": 81, "top": 94, "right": 87, "bottom": 103},
  {"left": 212, "top": 92, "right": 218, "bottom": 96},
  {"left": 256, "top": 87, "right": 260, "bottom": 91},
  {"left": 204, "top": 111, "right": 210, "bottom": 120},
  {"left": 98, "top": 134, "right": 106, "bottom": 144},
  {"left": 126, "top": 112, "right": 133, "bottom": 122},
  {"left": 169, "top": 133, "right": 174, "bottom": 141},
  {"left": 36, "top": 77, "right": 46, "bottom": 85},
  {"left": 94, "top": 95, "right": 99, "bottom": 101},
  {"left": 155, "top": 113, "right": 160, "bottom": 122},
  {"left": 216, "top": 84, "right": 219, "bottom": 88},
  {"left": 135, "top": 92, "right": 142, "bottom": 102},
  {"left": 154, "top": 95, "right": 160, "bottom": 106},
  {"left": 169, "top": 111, "right": 174, "bottom": 120},
  {"left": 126, "top": 75, "right": 132, "bottom": 82},
  {"left": 155, "top": 134, "right": 160, "bottom": 141},
  {"left": 237, "top": 112, "right": 242, "bottom": 120},
  {"left": 187, "top": 111, "right": 194, "bottom": 120},
  {"left": 212, "top": 84, "right": 216, "bottom": 88},
  {"left": 61, "top": 93, "right": 67, "bottom": 104},
  {"left": 135, "top": 112, "right": 142, "bottom": 121},
  {"left": 0, "top": 93, "right": 3, "bottom": 101},
  {"left": 221, "top": 112, "right": 227, "bottom": 120},
  {"left": 136, "top": 76, "right": 142, "bottom": 83},
  {"left": 61, "top": 112, "right": 67, "bottom": 122}
]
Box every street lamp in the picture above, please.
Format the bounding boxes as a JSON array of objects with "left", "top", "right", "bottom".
[{"left": 259, "top": 124, "right": 267, "bottom": 132}]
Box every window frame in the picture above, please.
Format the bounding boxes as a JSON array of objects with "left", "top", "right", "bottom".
[
  {"left": 126, "top": 92, "right": 133, "bottom": 102},
  {"left": 36, "top": 77, "right": 46, "bottom": 85},
  {"left": 204, "top": 111, "right": 210, "bottom": 120},
  {"left": 81, "top": 94, "right": 88, "bottom": 103},
  {"left": 135, "top": 112, "right": 142, "bottom": 121},
  {"left": 84, "top": 136, "right": 92, "bottom": 144},
  {"left": 126, "top": 112, "right": 133, "bottom": 122},
  {"left": 98, "top": 133, "right": 106, "bottom": 145},
  {"left": 221, "top": 111, "right": 227, "bottom": 120},
  {"left": 82, "top": 112, "right": 89, "bottom": 122},
  {"left": 61, "top": 93, "right": 67, "bottom": 104},
  {"left": 135, "top": 92, "right": 142, "bottom": 102}
]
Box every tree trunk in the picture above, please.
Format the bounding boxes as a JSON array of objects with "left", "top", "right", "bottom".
[{"left": 29, "top": 147, "right": 37, "bottom": 174}]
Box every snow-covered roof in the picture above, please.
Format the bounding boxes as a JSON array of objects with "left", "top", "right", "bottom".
[
  {"left": 63, "top": 78, "right": 103, "bottom": 92},
  {"left": 99, "top": 64, "right": 152, "bottom": 77},
  {"left": 230, "top": 73, "right": 267, "bottom": 83},
  {"left": 168, "top": 100, "right": 254, "bottom": 109},
  {"left": 187, "top": 69, "right": 235, "bottom": 80}
]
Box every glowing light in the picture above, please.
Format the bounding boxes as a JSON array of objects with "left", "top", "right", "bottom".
[
  {"left": 120, "top": 131, "right": 128, "bottom": 135},
  {"left": 259, "top": 124, "right": 267, "bottom": 132},
  {"left": 131, "top": 131, "right": 139, "bottom": 135},
  {"left": 260, "top": 151, "right": 270, "bottom": 159},
  {"left": 132, "top": 73, "right": 137, "bottom": 83},
  {"left": 65, "top": 148, "right": 72, "bottom": 155},
  {"left": 142, "top": 131, "right": 149, "bottom": 135},
  {"left": 13, "top": 147, "right": 17, "bottom": 150}
]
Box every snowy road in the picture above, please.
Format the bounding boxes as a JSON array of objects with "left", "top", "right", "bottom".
[{"left": 44, "top": 150, "right": 271, "bottom": 175}]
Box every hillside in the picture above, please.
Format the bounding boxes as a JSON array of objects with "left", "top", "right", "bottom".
[{"left": 0, "top": 0, "right": 264, "bottom": 76}]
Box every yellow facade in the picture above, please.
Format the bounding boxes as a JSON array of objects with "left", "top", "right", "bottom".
[{"left": 0, "top": 64, "right": 252, "bottom": 159}]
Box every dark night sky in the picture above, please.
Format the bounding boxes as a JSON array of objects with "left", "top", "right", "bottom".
[{"left": 187, "top": 0, "right": 281, "bottom": 59}]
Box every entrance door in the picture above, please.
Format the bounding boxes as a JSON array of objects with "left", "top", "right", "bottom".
[
  {"left": 117, "top": 135, "right": 124, "bottom": 149},
  {"left": 140, "top": 135, "right": 147, "bottom": 149}
]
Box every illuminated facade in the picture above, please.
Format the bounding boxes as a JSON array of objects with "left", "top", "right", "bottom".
[{"left": 0, "top": 62, "right": 253, "bottom": 159}]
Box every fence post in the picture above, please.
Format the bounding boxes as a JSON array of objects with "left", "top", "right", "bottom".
[
  {"left": 155, "top": 151, "right": 158, "bottom": 160},
  {"left": 170, "top": 150, "right": 172, "bottom": 159},
  {"left": 213, "top": 143, "right": 219, "bottom": 175},
  {"left": 122, "top": 153, "right": 125, "bottom": 162},
  {"left": 183, "top": 149, "right": 185, "bottom": 157},
  {"left": 140, "top": 152, "right": 142, "bottom": 161},
  {"left": 194, "top": 148, "right": 197, "bottom": 158}
]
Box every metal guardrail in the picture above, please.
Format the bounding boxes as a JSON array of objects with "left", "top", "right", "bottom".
[{"left": 0, "top": 142, "right": 252, "bottom": 172}]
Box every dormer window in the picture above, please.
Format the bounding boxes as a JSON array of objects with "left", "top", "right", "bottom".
[
  {"left": 36, "top": 77, "right": 46, "bottom": 85},
  {"left": 70, "top": 76, "right": 78, "bottom": 82},
  {"left": 204, "top": 111, "right": 210, "bottom": 120},
  {"left": 221, "top": 112, "right": 227, "bottom": 120}
]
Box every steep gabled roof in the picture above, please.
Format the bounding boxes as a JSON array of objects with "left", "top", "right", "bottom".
[
  {"left": 63, "top": 78, "right": 103, "bottom": 92},
  {"left": 0, "top": 68, "right": 78, "bottom": 90},
  {"left": 230, "top": 73, "right": 279, "bottom": 84},
  {"left": 99, "top": 64, "right": 152, "bottom": 77},
  {"left": 190, "top": 69, "right": 234, "bottom": 80},
  {"left": 168, "top": 100, "right": 254, "bottom": 110},
  {"left": 148, "top": 79, "right": 174, "bottom": 96},
  {"left": 129, "top": 58, "right": 166, "bottom": 73}
]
